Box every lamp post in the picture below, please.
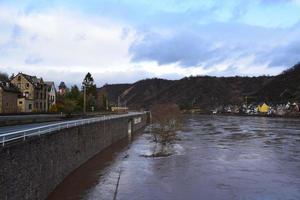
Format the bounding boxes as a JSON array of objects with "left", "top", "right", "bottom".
[{"left": 83, "top": 83, "right": 86, "bottom": 114}]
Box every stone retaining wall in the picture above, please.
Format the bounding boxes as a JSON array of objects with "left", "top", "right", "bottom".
[{"left": 0, "top": 113, "right": 149, "bottom": 200}]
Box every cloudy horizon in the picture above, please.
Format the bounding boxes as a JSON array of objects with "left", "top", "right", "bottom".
[{"left": 1, "top": 0, "right": 300, "bottom": 87}]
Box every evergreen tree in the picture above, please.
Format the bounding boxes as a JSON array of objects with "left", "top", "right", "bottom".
[
  {"left": 0, "top": 72, "right": 9, "bottom": 81},
  {"left": 82, "top": 72, "right": 97, "bottom": 111},
  {"left": 67, "top": 85, "right": 80, "bottom": 100},
  {"left": 82, "top": 72, "right": 96, "bottom": 96}
]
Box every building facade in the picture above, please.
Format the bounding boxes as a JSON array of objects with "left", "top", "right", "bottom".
[
  {"left": 11, "top": 73, "right": 48, "bottom": 112},
  {"left": 0, "top": 82, "right": 20, "bottom": 113},
  {"left": 17, "top": 98, "right": 34, "bottom": 113},
  {"left": 45, "top": 81, "right": 57, "bottom": 110}
]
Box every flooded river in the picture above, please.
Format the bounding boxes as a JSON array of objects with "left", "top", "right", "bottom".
[{"left": 48, "top": 115, "right": 300, "bottom": 200}]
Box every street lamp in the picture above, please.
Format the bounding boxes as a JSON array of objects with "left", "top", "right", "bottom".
[{"left": 82, "top": 83, "right": 86, "bottom": 114}]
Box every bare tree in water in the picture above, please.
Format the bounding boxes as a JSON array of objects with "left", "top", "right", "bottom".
[{"left": 151, "top": 103, "right": 182, "bottom": 145}]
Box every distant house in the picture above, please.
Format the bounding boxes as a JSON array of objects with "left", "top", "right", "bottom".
[
  {"left": 111, "top": 106, "right": 128, "bottom": 113},
  {"left": 291, "top": 102, "right": 299, "bottom": 112},
  {"left": 274, "top": 104, "right": 286, "bottom": 116},
  {"left": 45, "top": 81, "right": 57, "bottom": 110},
  {"left": 257, "top": 103, "right": 270, "bottom": 113},
  {"left": 0, "top": 82, "right": 20, "bottom": 113},
  {"left": 11, "top": 73, "right": 48, "bottom": 112},
  {"left": 58, "top": 82, "right": 67, "bottom": 95},
  {"left": 286, "top": 102, "right": 299, "bottom": 113}
]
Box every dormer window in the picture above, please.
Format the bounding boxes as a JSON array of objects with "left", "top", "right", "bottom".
[
  {"left": 18, "top": 76, "right": 21, "bottom": 81},
  {"left": 25, "top": 92, "right": 29, "bottom": 98}
]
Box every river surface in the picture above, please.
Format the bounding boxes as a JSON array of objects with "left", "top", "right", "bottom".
[{"left": 48, "top": 115, "right": 300, "bottom": 200}]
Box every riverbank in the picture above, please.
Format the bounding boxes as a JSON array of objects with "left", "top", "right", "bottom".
[
  {"left": 183, "top": 110, "right": 300, "bottom": 119},
  {"left": 211, "top": 112, "right": 300, "bottom": 119}
]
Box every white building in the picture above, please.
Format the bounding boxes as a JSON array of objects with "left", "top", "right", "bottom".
[{"left": 45, "top": 81, "right": 57, "bottom": 111}]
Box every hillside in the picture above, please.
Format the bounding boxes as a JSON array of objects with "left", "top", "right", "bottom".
[
  {"left": 255, "top": 63, "right": 300, "bottom": 103},
  {"left": 96, "top": 84, "right": 131, "bottom": 105},
  {"left": 120, "top": 78, "right": 175, "bottom": 108},
  {"left": 97, "top": 64, "right": 300, "bottom": 110},
  {"left": 149, "top": 76, "right": 271, "bottom": 109}
]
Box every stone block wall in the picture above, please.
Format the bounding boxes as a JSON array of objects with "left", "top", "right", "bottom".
[{"left": 0, "top": 113, "right": 148, "bottom": 200}]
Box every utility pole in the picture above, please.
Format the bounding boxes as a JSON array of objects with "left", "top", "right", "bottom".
[
  {"left": 106, "top": 98, "right": 109, "bottom": 111},
  {"left": 83, "top": 85, "right": 86, "bottom": 114},
  {"left": 118, "top": 96, "right": 120, "bottom": 114}
]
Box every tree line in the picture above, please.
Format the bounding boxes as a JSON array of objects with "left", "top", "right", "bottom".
[{"left": 54, "top": 72, "right": 106, "bottom": 114}]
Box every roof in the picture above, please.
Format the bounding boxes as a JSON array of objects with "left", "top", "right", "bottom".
[
  {"left": 58, "top": 81, "right": 66, "bottom": 89},
  {"left": 45, "top": 81, "right": 54, "bottom": 85},
  {"left": 0, "top": 81, "right": 20, "bottom": 93},
  {"left": 15, "top": 72, "right": 44, "bottom": 88},
  {"left": 45, "top": 81, "right": 56, "bottom": 92}
]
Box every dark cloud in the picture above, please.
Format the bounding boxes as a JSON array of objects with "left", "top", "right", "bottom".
[
  {"left": 266, "top": 41, "right": 300, "bottom": 67},
  {"left": 130, "top": 21, "right": 300, "bottom": 70},
  {"left": 129, "top": 23, "right": 276, "bottom": 68},
  {"left": 129, "top": 30, "right": 237, "bottom": 67},
  {"left": 250, "top": 23, "right": 300, "bottom": 67}
]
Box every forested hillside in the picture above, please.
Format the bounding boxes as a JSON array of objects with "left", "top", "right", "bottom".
[{"left": 97, "top": 64, "right": 300, "bottom": 110}]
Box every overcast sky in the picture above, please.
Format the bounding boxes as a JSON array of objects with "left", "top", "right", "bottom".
[{"left": 0, "top": 0, "right": 300, "bottom": 87}]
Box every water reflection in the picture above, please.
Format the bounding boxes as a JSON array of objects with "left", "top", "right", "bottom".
[{"left": 48, "top": 115, "right": 300, "bottom": 200}]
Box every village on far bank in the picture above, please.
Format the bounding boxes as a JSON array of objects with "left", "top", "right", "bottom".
[{"left": 210, "top": 101, "right": 299, "bottom": 117}]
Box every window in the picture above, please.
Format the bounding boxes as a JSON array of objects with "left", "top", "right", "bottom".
[
  {"left": 18, "top": 76, "right": 21, "bottom": 81},
  {"left": 19, "top": 101, "right": 23, "bottom": 105},
  {"left": 29, "top": 104, "right": 32, "bottom": 110},
  {"left": 40, "top": 102, "right": 42, "bottom": 109},
  {"left": 25, "top": 92, "right": 29, "bottom": 98},
  {"left": 26, "top": 83, "right": 29, "bottom": 88}
]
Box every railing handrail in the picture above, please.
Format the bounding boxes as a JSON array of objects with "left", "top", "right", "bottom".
[
  {"left": 0, "top": 118, "right": 97, "bottom": 137},
  {"left": 0, "top": 112, "right": 147, "bottom": 146}
]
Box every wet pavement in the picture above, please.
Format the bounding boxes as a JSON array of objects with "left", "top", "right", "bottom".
[{"left": 48, "top": 115, "right": 300, "bottom": 200}]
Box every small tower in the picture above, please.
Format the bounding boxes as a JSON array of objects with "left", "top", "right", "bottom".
[{"left": 58, "top": 81, "right": 67, "bottom": 95}]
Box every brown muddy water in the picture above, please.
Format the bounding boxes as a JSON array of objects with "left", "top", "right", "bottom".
[{"left": 47, "top": 115, "right": 300, "bottom": 200}]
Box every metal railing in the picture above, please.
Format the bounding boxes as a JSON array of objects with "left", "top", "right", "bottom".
[{"left": 0, "top": 112, "right": 145, "bottom": 147}]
